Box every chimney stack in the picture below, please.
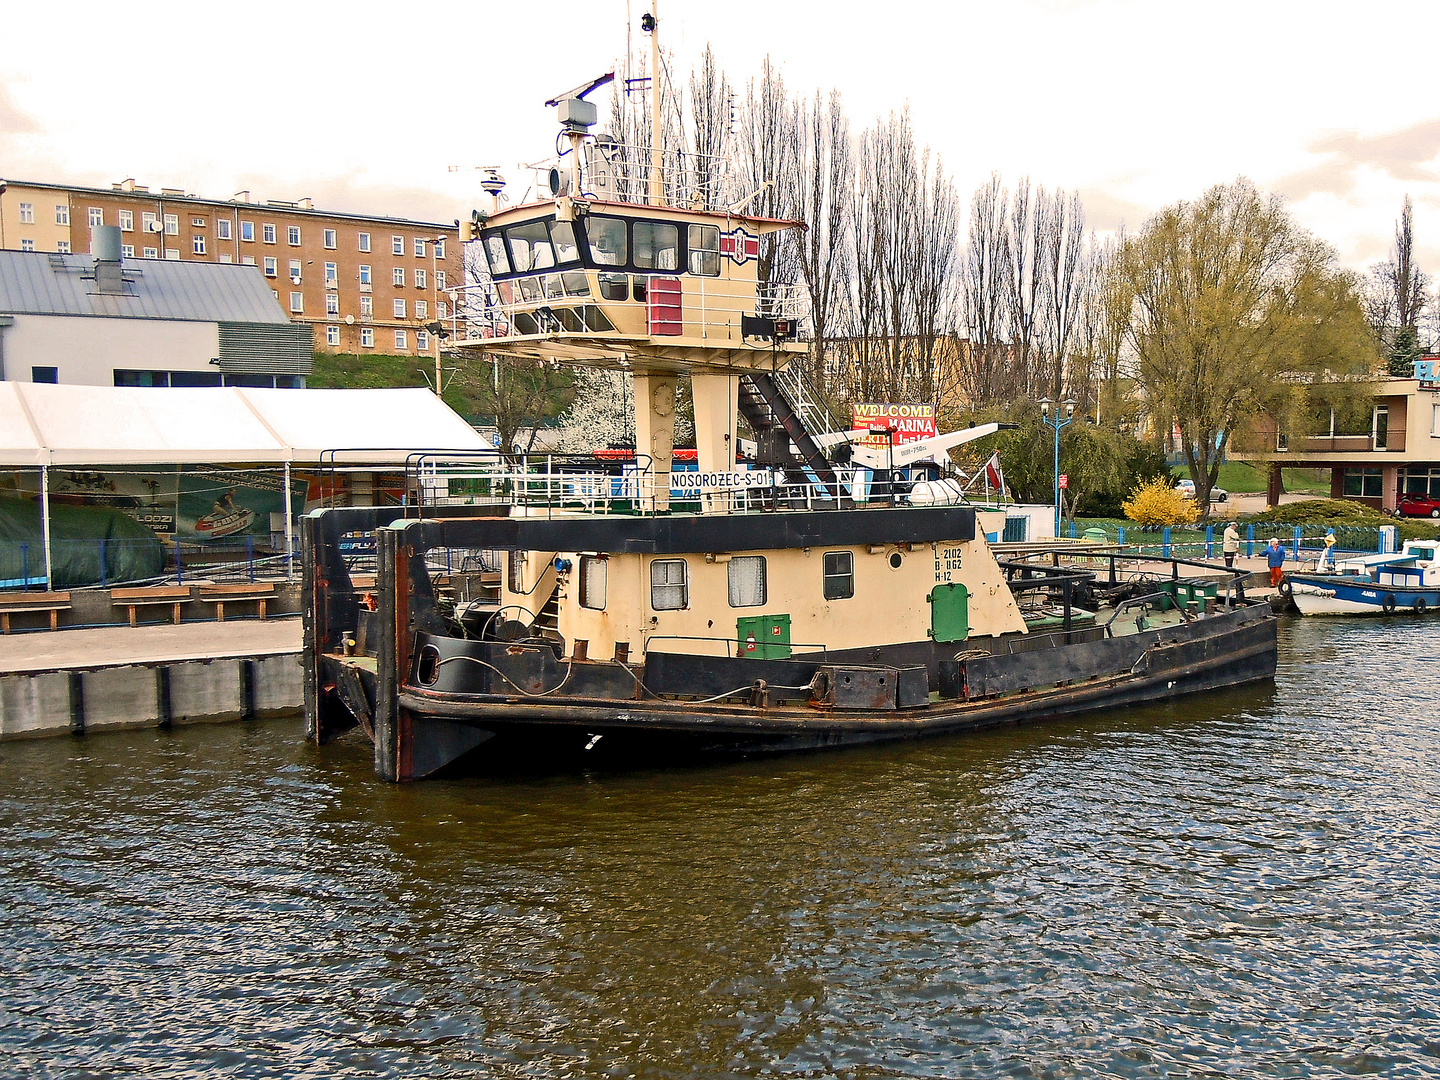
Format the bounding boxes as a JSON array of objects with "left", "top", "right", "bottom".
[{"left": 91, "top": 225, "right": 126, "bottom": 294}]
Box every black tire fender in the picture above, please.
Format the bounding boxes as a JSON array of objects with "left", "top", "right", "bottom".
[
  {"left": 1382, "top": 594, "right": 1397, "bottom": 614},
  {"left": 1415, "top": 598, "right": 1428, "bottom": 615},
  {"left": 1278, "top": 578, "right": 1292, "bottom": 598}
]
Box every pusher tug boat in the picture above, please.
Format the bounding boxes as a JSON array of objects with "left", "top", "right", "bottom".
[{"left": 300, "top": 58, "right": 1277, "bottom": 782}]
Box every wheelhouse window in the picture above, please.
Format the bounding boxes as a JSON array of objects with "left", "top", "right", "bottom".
[
  {"left": 650, "top": 559, "right": 688, "bottom": 610},
  {"left": 727, "top": 556, "right": 767, "bottom": 608},
  {"left": 585, "top": 215, "right": 628, "bottom": 266},
  {"left": 633, "top": 220, "right": 679, "bottom": 271},
  {"left": 505, "top": 220, "right": 556, "bottom": 273},
  {"left": 823, "top": 551, "right": 854, "bottom": 600},
  {"left": 580, "top": 556, "right": 607, "bottom": 610},
  {"left": 689, "top": 224, "right": 720, "bottom": 276},
  {"left": 598, "top": 273, "right": 628, "bottom": 301},
  {"left": 551, "top": 220, "right": 581, "bottom": 265},
  {"left": 483, "top": 232, "right": 510, "bottom": 276}
]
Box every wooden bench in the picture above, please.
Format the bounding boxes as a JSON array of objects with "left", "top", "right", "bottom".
[
  {"left": 0, "top": 591, "right": 73, "bottom": 633},
  {"left": 197, "top": 582, "right": 277, "bottom": 622},
  {"left": 111, "top": 585, "right": 191, "bottom": 627}
]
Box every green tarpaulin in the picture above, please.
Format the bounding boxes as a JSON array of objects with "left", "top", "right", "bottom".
[{"left": 0, "top": 497, "right": 165, "bottom": 588}]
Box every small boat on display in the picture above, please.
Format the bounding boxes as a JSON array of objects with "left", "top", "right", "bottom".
[{"left": 1286, "top": 539, "right": 1440, "bottom": 615}]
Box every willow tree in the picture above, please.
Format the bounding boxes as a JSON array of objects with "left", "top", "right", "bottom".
[{"left": 1114, "top": 179, "right": 1380, "bottom": 512}]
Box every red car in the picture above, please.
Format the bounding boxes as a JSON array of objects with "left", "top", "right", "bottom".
[{"left": 1396, "top": 493, "right": 1440, "bottom": 518}]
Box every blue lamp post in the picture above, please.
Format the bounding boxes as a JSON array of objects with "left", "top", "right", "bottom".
[{"left": 1039, "top": 397, "right": 1077, "bottom": 537}]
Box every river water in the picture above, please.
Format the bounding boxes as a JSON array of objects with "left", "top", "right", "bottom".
[{"left": 3, "top": 617, "right": 1439, "bottom": 1079}]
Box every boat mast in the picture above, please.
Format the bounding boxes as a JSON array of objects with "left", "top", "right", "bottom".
[{"left": 647, "top": 0, "right": 663, "bottom": 206}]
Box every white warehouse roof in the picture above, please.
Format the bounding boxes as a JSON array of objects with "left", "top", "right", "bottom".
[{"left": 0, "top": 383, "right": 489, "bottom": 466}]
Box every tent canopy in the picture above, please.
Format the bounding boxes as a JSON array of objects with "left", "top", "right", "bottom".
[{"left": 0, "top": 384, "right": 489, "bottom": 467}]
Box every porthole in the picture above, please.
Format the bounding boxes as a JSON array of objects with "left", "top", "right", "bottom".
[
  {"left": 416, "top": 644, "right": 441, "bottom": 686},
  {"left": 889, "top": 551, "right": 904, "bottom": 570}
]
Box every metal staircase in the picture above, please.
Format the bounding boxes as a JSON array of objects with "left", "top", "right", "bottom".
[{"left": 737, "top": 370, "right": 845, "bottom": 498}]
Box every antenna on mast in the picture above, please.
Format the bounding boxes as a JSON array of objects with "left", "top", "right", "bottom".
[{"left": 545, "top": 72, "right": 614, "bottom": 204}]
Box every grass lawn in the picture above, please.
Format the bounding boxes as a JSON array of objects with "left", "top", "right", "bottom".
[{"left": 1172, "top": 464, "right": 1331, "bottom": 496}]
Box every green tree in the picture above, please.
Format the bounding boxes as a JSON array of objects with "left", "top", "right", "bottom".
[{"left": 1113, "top": 178, "right": 1380, "bottom": 513}]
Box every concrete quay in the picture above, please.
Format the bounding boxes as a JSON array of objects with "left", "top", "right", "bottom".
[{"left": 1, "top": 618, "right": 303, "bottom": 741}]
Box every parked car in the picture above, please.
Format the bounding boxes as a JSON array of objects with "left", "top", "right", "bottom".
[
  {"left": 1396, "top": 493, "right": 1440, "bottom": 518},
  {"left": 1175, "top": 478, "right": 1228, "bottom": 503}
]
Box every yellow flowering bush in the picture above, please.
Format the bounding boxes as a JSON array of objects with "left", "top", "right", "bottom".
[{"left": 1122, "top": 477, "right": 1199, "bottom": 528}]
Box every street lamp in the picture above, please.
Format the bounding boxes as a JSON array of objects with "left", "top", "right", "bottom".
[{"left": 1040, "top": 397, "right": 1077, "bottom": 537}]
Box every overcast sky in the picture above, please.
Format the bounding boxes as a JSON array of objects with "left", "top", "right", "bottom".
[{"left": 4, "top": 0, "right": 1440, "bottom": 276}]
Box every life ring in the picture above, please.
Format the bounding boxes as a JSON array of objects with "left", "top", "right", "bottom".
[
  {"left": 1277, "top": 578, "right": 1292, "bottom": 598},
  {"left": 1414, "top": 598, "right": 1428, "bottom": 615},
  {"left": 1382, "top": 594, "right": 1397, "bottom": 614}
]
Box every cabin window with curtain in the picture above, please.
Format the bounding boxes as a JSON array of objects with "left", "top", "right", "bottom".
[
  {"left": 650, "top": 559, "right": 688, "bottom": 610},
  {"left": 632, "top": 221, "right": 679, "bottom": 271},
  {"left": 579, "top": 556, "right": 607, "bottom": 610},
  {"left": 727, "top": 556, "right": 767, "bottom": 607},
  {"left": 688, "top": 224, "right": 720, "bottom": 276},
  {"left": 505, "top": 221, "right": 556, "bottom": 273},
  {"left": 823, "top": 551, "right": 854, "bottom": 600},
  {"left": 585, "top": 216, "right": 628, "bottom": 266}
]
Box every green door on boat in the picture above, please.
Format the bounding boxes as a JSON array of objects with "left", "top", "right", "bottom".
[{"left": 929, "top": 583, "right": 970, "bottom": 643}]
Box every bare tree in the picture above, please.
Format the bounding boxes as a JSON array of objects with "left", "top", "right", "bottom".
[
  {"left": 685, "top": 44, "right": 734, "bottom": 211},
  {"left": 794, "top": 88, "right": 853, "bottom": 386},
  {"left": 1365, "top": 194, "right": 1430, "bottom": 376},
  {"left": 737, "top": 57, "right": 801, "bottom": 292}
]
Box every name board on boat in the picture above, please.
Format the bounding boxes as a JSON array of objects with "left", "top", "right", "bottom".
[{"left": 670, "top": 470, "right": 775, "bottom": 491}]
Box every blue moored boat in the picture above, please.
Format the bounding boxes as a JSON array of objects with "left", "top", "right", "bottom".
[{"left": 1287, "top": 540, "right": 1440, "bottom": 616}]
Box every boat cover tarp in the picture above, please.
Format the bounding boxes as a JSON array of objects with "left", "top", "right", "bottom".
[{"left": 0, "top": 497, "right": 164, "bottom": 587}]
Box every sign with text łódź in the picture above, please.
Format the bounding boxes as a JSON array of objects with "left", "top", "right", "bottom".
[{"left": 850, "top": 403, "right": 937, "bottom": 448}]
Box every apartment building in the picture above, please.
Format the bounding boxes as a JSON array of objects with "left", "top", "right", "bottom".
[{"left": 0, "top": 178, "right": 461, "bottom": 357}]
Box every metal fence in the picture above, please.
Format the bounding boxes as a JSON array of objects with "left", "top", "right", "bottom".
[{"left": 1067, "top": 519, "right": 1395, "bottom": 562}]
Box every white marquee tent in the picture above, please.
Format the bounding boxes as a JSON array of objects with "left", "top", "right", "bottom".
[{"left": 0, "top": 383, "right": 492, "bottom": 583}]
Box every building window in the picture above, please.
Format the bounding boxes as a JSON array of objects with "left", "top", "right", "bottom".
[
  {"left": 242, "top": 255, "right": 256, "bottom": 266},
  {"left": 18, "top": 202, "right": 34, "bottom": 224},
  {"left": 435, "top": 238, "right": 445, "bottom": 258},
  {"left": 394, "top": 329, "right": 408, "bottom": 350},
  {"left": 436, "top": 271, "right": 446, "bottom": 290},
  {"left": 219, "top": 254, "right": 232, "bottom": 263},
  {"left": 288, "top": 225, "right": 301, "bottom": 246},
  {"left": 143, "top": 246, "right": 157, "bottom": 259},
  {"left": 192, "top": 217, "right": 206, "bottom": 227},
  {"left": 1403, "top": 467, "right": 1440, "bottom": 498},
  {"left": 290, "top": 292, "right": 304, "bottom": 313},
  {"left": 1342, "top": 468, "right": 1383, "bottom": 498},
  {"left": 55, "top": 204, "right": 70, "bottom": 226},
  {"left": 289, "top": 259, "right": 302, "bottom": 281},
  {"left": 358, "top": 232, "right": 371, "bottom": 252},
  {"left": 326, "top": 325, "right": 340, "bottom": 346},
  {"left": 263, "top": 223, "right": 276, "bottom": 243},
  {"left": 1374, "top": 405, "right": 1389, "bottom": 450},
  {"left": 142, "top": 211, "right": 157, "bottom": 233},
  {"left": 326, "top": 294, "right": 340, "bottom": 315},
  {"left": 324, "top": 261, "right": 337, "bottom": 285},
  {"left": 163, "top": 248, "right": 179, "bottom": 260},
  {"left": 416, "top": 330, "right": 429, "bottom": 351},
  {"left": 31, "top": 366, "right": 58, "bottom": 384},
  {"left": 164, "top": 214, "right": 178, "bottom": 235},
  {"left": 20, "top": 239, "right": 34, "bottom": 252},
  {"left": 393, "top": 267, "right": 406, "bottom": 287},
  {"left": 118, "top": 210, "right": 134, "bottom": 231},
  {"left": 88, "top": 207, "right": 103, "bottom": 228},
  {"left": 57, "top": 241, "right": 71, "bottom": 254},
  {"left": 360, "top": 327, "right": 374, "bottom": 348},
  {"left": 823, "top": 551, "right": 854, "bottom": 600},
  {"left": 438, "top": 301, "right": 448, "bottom": 318},
  {"left": 358, "top": 264, "right": 371, "bottom": 285},
  {"left": 414, "top": 237, "right": 426, "bottom": 258},
  {"left": 323, "top": 228, "right": 337, "bottom": 249},
  {"left": 579, "top": 555, "right": 607, "bottom": 609},
  {"left": 359, "top": 295, "right": 373, "bottom": 317},
  {"left": 121, "top": 245, "right": 134, "bottom": 258},
  {"left": 650, "top": 559, "right": 688, "bottom": 610},
  {"left": 217, "top": 219, "right": 232, "bottom": 240},
  {"left": 415, "top": 268, "right": 426, "bottom": 289},
  {"left": 193, "top": 235, "right": 206, "bottom": 255},
  {"left": 727, "top": 556, "right": 767, "bottom": 607},
  {"left": 392, "top": 235, "right": 404, "bottom": 255},
  {"left": 415, "top": 300, "right": 427, "bottom": 319},
  {"left": 241, "top": 221, "right": 255, "bottom": 242},
  {"left": 394, "top": 299, "right": 409, "bottom": 319},
  {"left": 264, "top": 257, "right": 277, "bottom": 277}
]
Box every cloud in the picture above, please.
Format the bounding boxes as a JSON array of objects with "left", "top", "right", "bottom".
[
  {"left": 1076, "top": 187, "right": 1153, "bottom": 235},
  {"left": 1275, "top": 117, "right": 1440, "bottom": 201},
  {"left": 0, "top": 82, "right": 38, "bottom": 136}
]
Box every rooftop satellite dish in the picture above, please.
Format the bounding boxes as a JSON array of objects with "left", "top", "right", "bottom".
[{"left": 148, "top": 220, "right": 165, "bottom": 232}]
